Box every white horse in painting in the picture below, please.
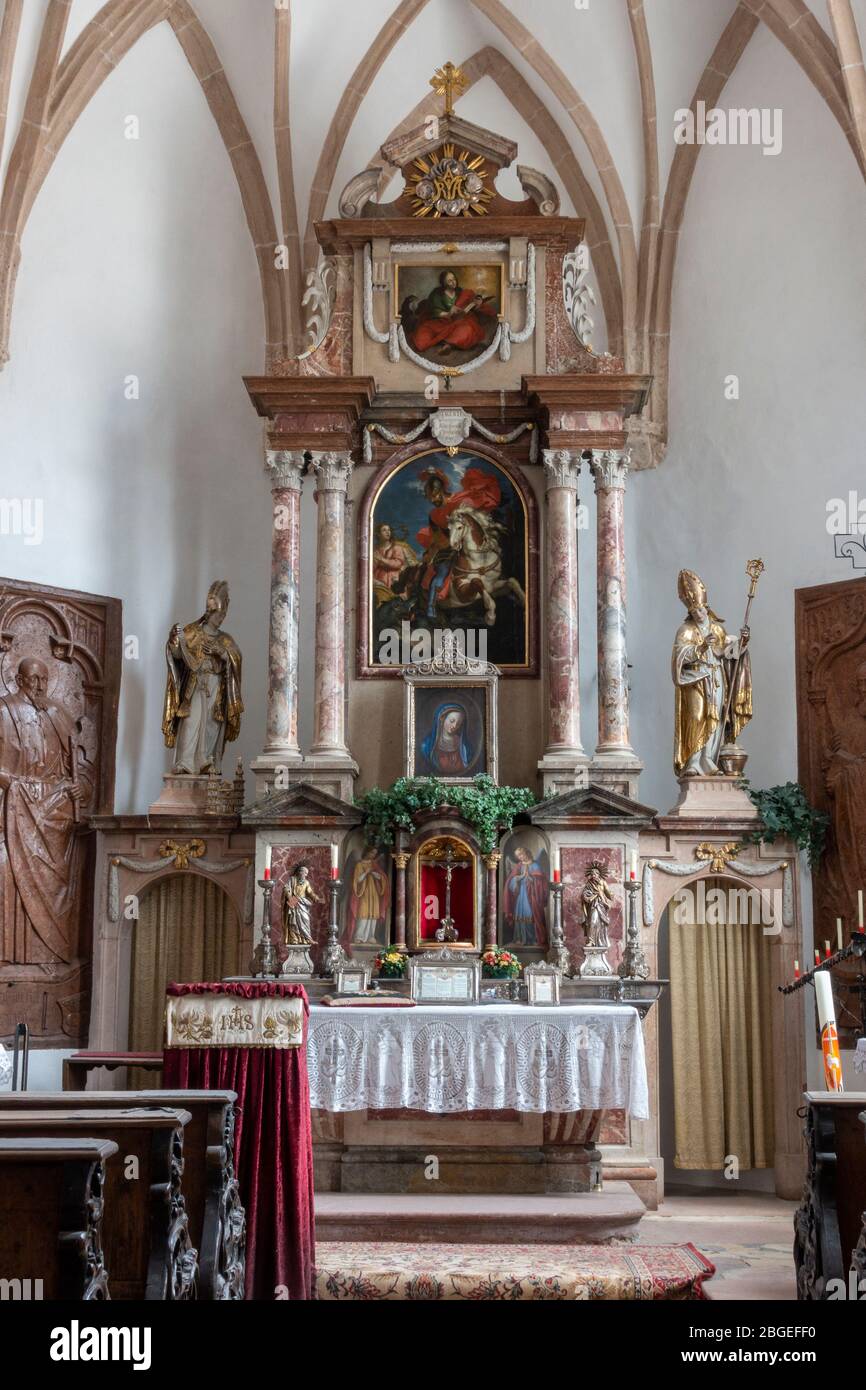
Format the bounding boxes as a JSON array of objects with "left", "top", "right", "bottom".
[{"left": 443, "top": 507, "right": 526, "bottom": 627}]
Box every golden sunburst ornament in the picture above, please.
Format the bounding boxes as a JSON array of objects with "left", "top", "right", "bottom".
[{"left": 410, "top": 143, "right": 492, "bottom": 218}]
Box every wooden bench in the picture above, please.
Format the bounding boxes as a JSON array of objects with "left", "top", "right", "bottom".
[
  {"left": 62, "top": 1052, "right": 164, "bottom": 1091},
  {"left": 0, "top": 1108, "right": 197, "bottom": 1300},
  {"left": 0, "top": 1090, "right": 244, "bottom": 1299},
  {"left": 0, "top": 1136, "right": 116, "bottom": 1300}
]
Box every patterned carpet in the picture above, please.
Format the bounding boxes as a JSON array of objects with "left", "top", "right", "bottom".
[{"left": 315, "top": 1241, "right": 714, "bottom": 1300}]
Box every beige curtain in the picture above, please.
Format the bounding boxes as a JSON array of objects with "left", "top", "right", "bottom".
[
  {"left": 129, "top": 873, "right": 241, "bottom": 1053},
  {"left": 669, "top": 877, "right": 775, "bottom": 1170}
]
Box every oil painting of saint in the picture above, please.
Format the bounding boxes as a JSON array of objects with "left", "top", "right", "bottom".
[
  {"left": 397, "top": 264, "right": 501, "bottom": 367},
  {"left": 366, "top": 448, "right": 532, "bottom": 673},
  {"left": 345, "top": 845, "right": 391, "bottom": 947},
  {"left": 412, "top": 687, "right": 487, "bottom": 781},
  {"left": 501, "top": 835, "right": 549, "bottom": 950}
]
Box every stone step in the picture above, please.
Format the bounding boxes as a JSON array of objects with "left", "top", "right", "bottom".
[{"left": 315, "top": 1182, "right": 646, "bottom": 1245}]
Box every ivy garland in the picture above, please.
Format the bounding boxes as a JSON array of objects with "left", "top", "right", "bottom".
[
  {"left": 740, "top": 779, "right": 830, "bottom": 868},
  {"left": 355, "top": 774, "right": 537, "bottom": 854}
]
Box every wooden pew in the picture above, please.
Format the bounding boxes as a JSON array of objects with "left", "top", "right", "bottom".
[
  {"left": 0, "top": 1109, "right": 197, "bottom": 1301},
  {"left": 0, "top": 1136, "right": 115, "bottom": 1300},
  {"left": 62, "top": 1052, "right": 163, "bottom": 1091},
  {"left": 0, "top": 1091, "right": 244, "bottom": 1300}
]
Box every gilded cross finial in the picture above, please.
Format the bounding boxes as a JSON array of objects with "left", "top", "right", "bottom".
[{"left": 429, "top": 61, "right": 466, "bottom": 116}]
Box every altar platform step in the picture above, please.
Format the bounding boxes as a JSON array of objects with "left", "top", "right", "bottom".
[{"left": 315, "top": 1183, "right": 646, "bottom": 1245}]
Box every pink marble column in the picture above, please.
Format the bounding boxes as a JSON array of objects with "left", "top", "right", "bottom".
[
  {"left": 590, "top": 450, "right": 634, "bottom": 755},
  {"left": 310, "top": 451, "right": 352, "bottom": 757},
  {"left": 263, "top": 450, "right": 304, "bottom": 759},
  {"left": 542, "top": 450, "right": 586, "bottom": 759}
]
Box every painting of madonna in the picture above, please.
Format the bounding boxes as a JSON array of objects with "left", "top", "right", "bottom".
[{"left": 413, "top": 688, "right": 487, "bottom": 781}]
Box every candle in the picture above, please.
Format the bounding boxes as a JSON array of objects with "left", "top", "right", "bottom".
[
  {"left": 552, "top": 846, "right": 561, "bottom": 884},
  {"left": 330, "top": 842, "right": 339, "bottom": 879},
  {"left": 824, "top": 940, "right": 832, "bottom": 959},
  {"left": 629, "top": 851, "right": 637, "bottom": 881},
  {"left": 837, "top": 918, "right": 843, "bottom": 952},
  {"left": 859, "top": 890, "right": 864, "bottom": 930},
  {"left": 793, "top": 960, "right": 800, "bottom": 979},
  {"left": 263, "top": 843, "right": 272, "bottom": 881},
  {"left": 814, "top": 970, "right": 844, "bottom": 1092},
  {"left": 814, "top": 949, "right": 821, "bottom": 966}
]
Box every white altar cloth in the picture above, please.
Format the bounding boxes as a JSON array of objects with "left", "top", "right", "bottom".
[{"left": 307, "top": 1004, "right": 648, "bottom": 1116}]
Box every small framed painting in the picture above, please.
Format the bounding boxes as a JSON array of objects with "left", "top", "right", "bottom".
[
  {"left": 524, "top": 963, "right": 561, "bottom": 1006},
  {"left": 404, "top": 673, "right": 498, "bottom": 784},
  {"left": 394, "top": 262, "right": 504, "bottom": 370},
  {"left": 409, "top": 950, "right": 480, "bottom": 1004},
  {"left": 334, "top": 964, "right": 371, "bottom": 995}
]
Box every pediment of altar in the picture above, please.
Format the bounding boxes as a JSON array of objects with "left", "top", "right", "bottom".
[
  {"left": 241, "top": 781, "right": 363, "bottom": 828},
  {"left": 526, "top": 782, "right": 657, "bottom": 829}
]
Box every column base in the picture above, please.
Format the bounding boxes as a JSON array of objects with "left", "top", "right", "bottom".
[
  {"left": 537, "top": 752, "right": 591, "bottom": 798},
  {"left": 591, "top": 749, "right": 644, "bottom": 800}
]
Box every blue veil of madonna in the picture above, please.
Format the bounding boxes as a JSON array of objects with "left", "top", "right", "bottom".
[{"left": 421, "top": 702, "right": 472, "bottom": 770}]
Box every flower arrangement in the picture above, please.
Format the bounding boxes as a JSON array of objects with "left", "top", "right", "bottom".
[
  {"left": 375, "top": 948, "right": 408, "bottom": 978},
  {"left": 481, "top": 947, "right": 522, "bottom": 979}
]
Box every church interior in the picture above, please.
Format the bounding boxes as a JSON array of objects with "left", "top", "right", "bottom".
[{"left": 1, "top": 0, "right": 865, "bottom": 1330}]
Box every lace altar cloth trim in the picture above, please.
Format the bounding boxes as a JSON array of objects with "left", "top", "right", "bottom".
[
  {"left": 164, "top": 994, "right": 304, "bottom": 1049},
  {"left": 307, "top": 1004, "right": 648, "bottom": 1115}
]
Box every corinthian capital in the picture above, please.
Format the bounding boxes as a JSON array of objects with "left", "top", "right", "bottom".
[
  {"left": 542, "top": 449, "right": 582, "bottom": 491},
  {"left": 266, "top": 450, "right": 305, "bottom": 491},
  {"left": 588, "top": 449, "right": 630, "bottom": 492},
  {"left": 310, "top": 451, "right": 353, "bottom": 493}
]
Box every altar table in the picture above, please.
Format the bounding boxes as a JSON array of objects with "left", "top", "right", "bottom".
[
  {"left": 163, "top": 982, "right": 315, "bottom": 1301},
  {"left": 307, "top": 1004, "right": 649, "bottom": 1117}
]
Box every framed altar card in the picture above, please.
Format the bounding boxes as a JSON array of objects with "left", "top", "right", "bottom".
[
  {"left": 409, "top": 951, "right": 481, "bottom": 1004},
  {"left": 334, "top": 964, "right": 371, "bottom": 995},
  {"left": 524, "top": 963, "right": 561, "bottom": 1006}
]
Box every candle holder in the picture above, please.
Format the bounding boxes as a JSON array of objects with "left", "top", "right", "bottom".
[
  {"left": 618, "top": 876, "right": 650, "bottom": 981},
  {"left": 322, "top": 877, "right": 349, "bottom": 977},
  {"left": 251, "top": 877, "right": 283, "bottom": 978},
  {"left": 546, "top": 880, "right": 572, "bottom": 975}
]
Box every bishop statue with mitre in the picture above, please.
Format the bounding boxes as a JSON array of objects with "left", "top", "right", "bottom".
[
  {"left": 672, "top": 569, "right": 752, "bottom": 778},
  {"left": 162, "top": 580, "right": 244, "bottom": 776}
]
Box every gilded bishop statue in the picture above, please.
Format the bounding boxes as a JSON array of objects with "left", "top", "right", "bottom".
[
  {"left": 162, "top": 580, "right": 244, "bottom": 776},
  {"left": 672, "top": 569, "right": 752, "bottom": 777}
]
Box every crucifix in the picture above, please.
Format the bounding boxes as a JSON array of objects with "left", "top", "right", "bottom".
[
  {"left": 421, "top": 840, "right": 472, "bottom": 942},
  {"left": 429, "top": 61, "right": 467, "bottom": 117}
]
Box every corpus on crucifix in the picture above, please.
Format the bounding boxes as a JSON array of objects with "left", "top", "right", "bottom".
[{"left": 420, "top": 839, "right": 472, "bottom": 942}]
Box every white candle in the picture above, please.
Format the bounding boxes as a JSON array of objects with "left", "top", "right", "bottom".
[
  {"left": 859, "top": 890, "right": 864, "bottom": 930},
  {"left": 814, "top": 970, "right": 835, "bottom": 1031},
  {"left": 552, "top": 846, "right": 560, "bottom": 873},
  {"left": 264, "top": 843, "right": 272, "bottom": 872},
  {"left": 836, "top": 918, "right": 843, "bottom": 952},
  {"left": 629, "top": 851, "right": 637, "bottom": 881}
]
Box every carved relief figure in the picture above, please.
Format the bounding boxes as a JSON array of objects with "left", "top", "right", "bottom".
[
  {"left": 0, "top": 657, "right": 93, "bottom": 964},
  {"left": 672, "top": 569, "right": 751, "bottom": 776},
  {"left": 162, "top": 581, "right": 243, "bottom": 776},
  {"left": 346, "top": 847, "right": 391, "bottom": 946},
  {"left": 502, "top": 844, "right": 549, "bottom": 948},
  {"left": 582, "top": 861, "right": 613, "bottom": 951},
  {"left": 823, "top": 659, "right": 866, "bottom": 895},
  {"left": 282, "top": 864, "right": 324, "bottom": 947}
]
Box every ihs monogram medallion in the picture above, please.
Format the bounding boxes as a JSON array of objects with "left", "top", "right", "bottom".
[{"left": 410, "top": 143, "right": 492, "bottom": 218}]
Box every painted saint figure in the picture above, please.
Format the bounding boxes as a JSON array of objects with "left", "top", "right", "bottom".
[
  {"left": 347, "top": 847, "right": 391, "bottom": 945},
  {"left": 372, "top": 523, "right": 417, "bottom": 601},
  {"left": 503, "top": 845, "right": 549, "bottom": 948},
  {"left": 0, "top": 657, "right": 92, "bottom": 964},
  {"left": 162, "top": 580, "right": 244, "bottom": 776},
  {"left": 582, "top": 861, "right": 613, "bottom": 951},
  {"left": 405, "top": 270, "right": 497, "bottom": 356},
  {"left": 282, "top": 863, "right": 324, "bottom": 947},
  {"left": 421, "top": 703, "right": 473, "bottom": 775},
  {"left": 672, "top": 569, "right": 751, "bottom": 777}
]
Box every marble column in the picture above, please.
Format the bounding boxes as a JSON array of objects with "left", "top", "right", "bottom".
[
  {"left": 589, "top": 450, "right": 635, "bottom": 759},
  {"left": 539, "top": 450, "right": 587, "bottom": 782},
  {"left": 393, "top": 852, "right": 410, "bottom": 951},
  {"left": 483, "top": 851, "right": 500, "bottom": 948},
  {"left": 262, "top": 450, "right": 304, "bottom": 761},
  {"left": 310, "top": 451, "right": 353, "bottom": 758}
]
